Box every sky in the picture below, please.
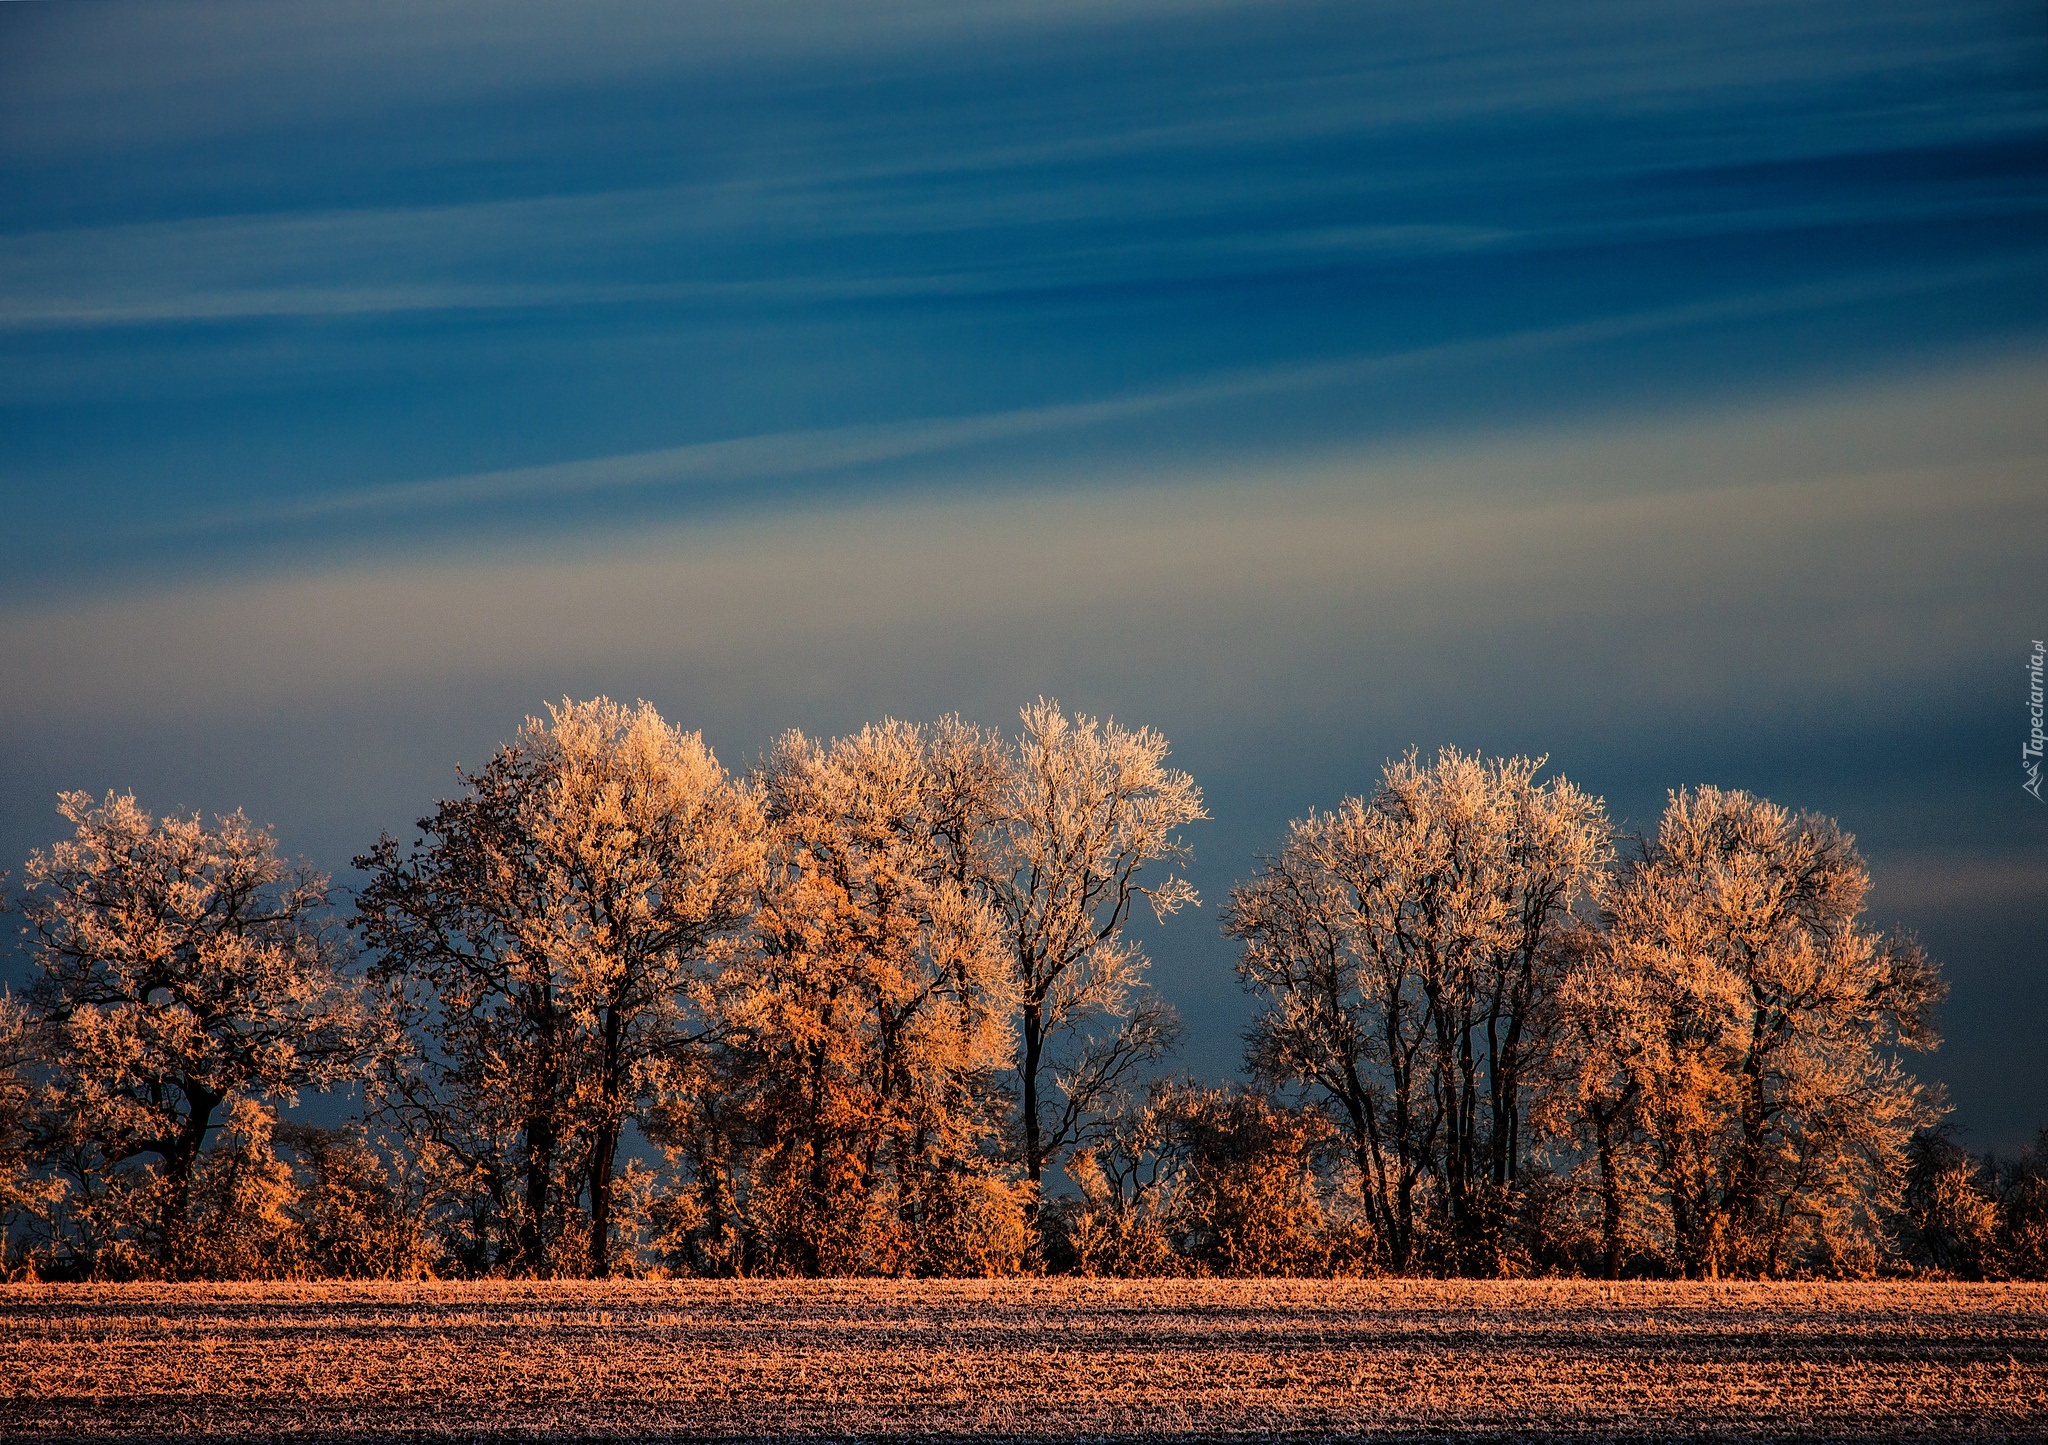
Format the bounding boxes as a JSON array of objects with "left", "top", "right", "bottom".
[{"left": 2, "top": 0, "right": 2045, "bottom": 1151}]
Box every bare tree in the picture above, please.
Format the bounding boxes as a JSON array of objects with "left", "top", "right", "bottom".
[
  {"left": 933, "top": 701, "right": 1205, "bottom": 1219},
  {"left": 1226, "top": 821, "right": 1433, "bottom": 1271},
  {"left": 1602, "top": 786, "right": 1945, "bottom": 1278},
  {"left": 19, "top": 791, "right": 365, "bottom": 1276},
  {"left": 356, "top": 740, "right": 560, "bottom": 1273},
  {"left": 1226, "top": 748, "right": 1608, "bottom": 1271},
  {"left": 356, "top": 698, "right": 762, "bottom": 1276}
]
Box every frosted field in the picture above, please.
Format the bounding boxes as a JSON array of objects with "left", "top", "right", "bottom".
[{"left": 7, "top": 1279, "right": 2046, "bottom": 1441}]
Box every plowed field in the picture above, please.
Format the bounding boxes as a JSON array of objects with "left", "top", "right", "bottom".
[{"left": 6, "top": 1279, "right": 2045, "bottom": 1441}]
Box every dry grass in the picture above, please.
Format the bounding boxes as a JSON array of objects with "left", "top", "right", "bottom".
[{"left": 5, "top": 1278, "right": 2045, "bottom": 1442}]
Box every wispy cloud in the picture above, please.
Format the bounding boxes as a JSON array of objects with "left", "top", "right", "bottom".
[
  {"left": 4, "top": 0, "right": 2019, "bottom": 160},
  {"left": 5, "top": 0, "right": 2037, "bottom": 338},
  {"left": 88, "top": 260, "right": 2030, "bottom": 546},
  {"left": 3, "top": 146, "right": 2037, "bottom": 331},
  {"left": 1865, "top": 850, "right": 2048, "bottom": 914},
  {"left": 9, "top": 350, "right": 2040, "bottom": 727}
]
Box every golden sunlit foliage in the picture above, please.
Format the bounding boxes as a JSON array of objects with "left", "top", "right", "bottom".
[
  {"left": 4, "top": 704, "right": 2038, "bottom": 1281},
  {"left": 16, "top": 793, "right": 366, "bottom": 1278},
  {"left": 354, "top": 698, "right": 763, "bottom": 1277},
  {"left": 1590, "top": 786, "right": 1946, "bottom": 1279},
  {"left": 658, "top": 721, "right": 1024, "bottom": 1277},
  {"left": 1226, "top": 748, "right": 1610, "bottom": 1274}
]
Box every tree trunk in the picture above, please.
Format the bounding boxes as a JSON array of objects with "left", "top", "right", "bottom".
[
  {"left": 587, "top": 1008, "right": 627, "bottom": 1278},
  {"left": 1595, "top": 1111, "right": 1622, "bottom": 1280},
  {"left": 804, "top": 1034, "right": 831, "bottom": 1277},
  {"left": 587, "top": 1116, "right": 619, "bottom": 1278},
  {"left": 518, "top": 985, "right": 561, "bottom": 1277},
  {"left": 1388, "top": 1054, "right": 1417, "bottom": 1275},
  {"left": 1020, "top": 1000, "right": 1045, "bottom": 1212},
  {"left": 163, "top": 1085, "right": 221, "bottom": 1278},
  {"left": 521, "top": 1109, "right": 555, "bottom": 1276}
]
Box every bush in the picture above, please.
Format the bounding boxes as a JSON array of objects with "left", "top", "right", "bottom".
[
  {"left": 279, "top": 1124, "right": 442, "bottom": 1279},
  {"left": 1992, "top": 1132, "right": 2048, "bottom": 1280}
]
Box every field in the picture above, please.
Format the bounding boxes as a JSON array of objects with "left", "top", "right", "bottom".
[{"left": 5, "top": 1279, "right": 2046, "bottom": 1442}]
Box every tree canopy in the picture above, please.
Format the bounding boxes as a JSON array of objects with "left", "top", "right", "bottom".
[{"left": 3, "top": 706, "right": 2018, "bottom": 1281}]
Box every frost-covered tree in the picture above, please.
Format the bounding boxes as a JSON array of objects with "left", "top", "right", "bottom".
[
  {"left": 1548, "top": 924, "right": 1660, "bottom": 1279},
  {"left": 356, "top": 743, "right": 558, "bottom": 1274},
  {"left": 1225, "top": 749, "right": 1609, "bottom": 1271},
  {"left": 1154, "top": 1082, "right": 1340, "bottom": 1277},
  {"left": 0, "top": 992, "right": 62, "bottom": 1276},
  {"left": 931, "top": 702, "right": 1204, "bottom": 1216},
  {"left": 19, "top": 791, "right": 365, "bottom": 1276},
  {"left": 1602, "top": 786, "right": 1944, "bottom": 1278},
  {"left": 356, "top": 698, "right": 762, "bottom": 1276},
  {"left": 673, "top": 722, "right": 1022, "bottom": 1276}
]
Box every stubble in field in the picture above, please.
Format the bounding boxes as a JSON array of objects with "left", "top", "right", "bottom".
[{"left": 6, "top": 1279, "right": 2045, "bottom": 1442}]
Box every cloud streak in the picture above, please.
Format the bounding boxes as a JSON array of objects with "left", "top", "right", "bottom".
[
  {"left": 82, "top": 260, "right": 2029, "bottom": 552},
  {"left": 4, "top": 1, "right": 2038, "bottom": 340},
  {"left": 9, "top": 352, "right": 2039, "bottom": 726},
  {"left": 3, "top": 139, "right": 2038, "bottom": 331},
  {"left": 4, "top": 0, "right": 2023, "bottom": 160}
]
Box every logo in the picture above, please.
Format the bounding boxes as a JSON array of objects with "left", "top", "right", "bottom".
[{"left": 2027, "top": 639, "right": 2045, "bottom": 801}]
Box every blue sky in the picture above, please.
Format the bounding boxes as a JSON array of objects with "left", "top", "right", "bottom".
[{"left": 3, "top": 0, "right": 2045, "bottom": 1149}]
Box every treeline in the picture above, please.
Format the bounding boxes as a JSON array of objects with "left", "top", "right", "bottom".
[{"left": 1, "top": 698, "right": 2039, "bottom": 1281}]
